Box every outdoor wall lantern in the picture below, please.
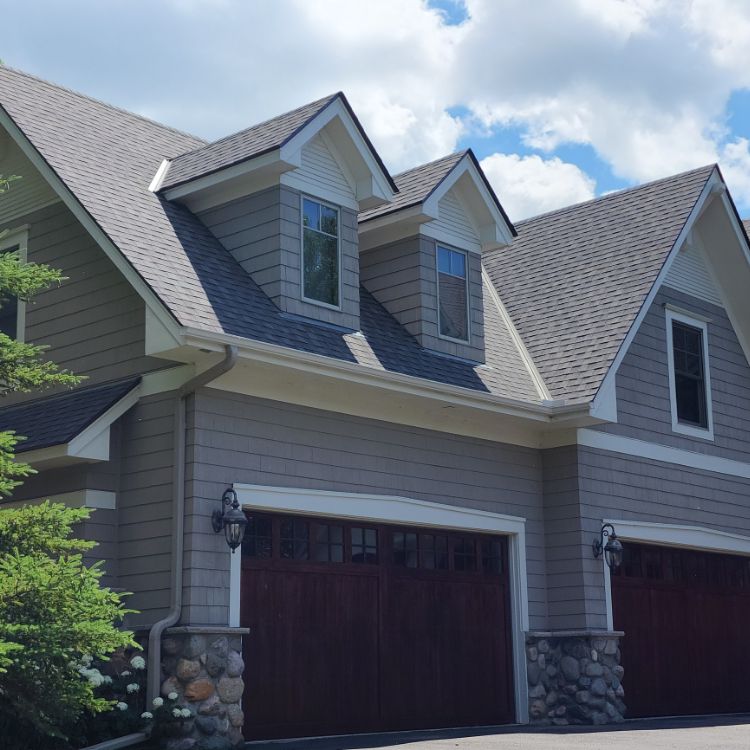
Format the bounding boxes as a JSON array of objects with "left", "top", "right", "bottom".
[
  {"left": 593, "top": 523, "right": 623, "bottom": 570},
  {"left": 212, "top": 487, "right": 247, "bottom": 553}
]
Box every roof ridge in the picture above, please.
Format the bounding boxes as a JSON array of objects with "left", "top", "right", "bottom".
[
  {"left": 0, "top": 64, "right": 206, "bottom": 146},
  {"left": 392, "top": 149, "right": 468, "bottom": 179},
  {"left": 516, "top": 163, "right": 717, "bottom": 227},
  {"left": 168, "top": 91, "right": 340, "bottom": 162}
]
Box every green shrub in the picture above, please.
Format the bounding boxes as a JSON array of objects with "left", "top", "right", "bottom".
[{"left": 0, "top": 502, "right": 137, "bottom": 748}]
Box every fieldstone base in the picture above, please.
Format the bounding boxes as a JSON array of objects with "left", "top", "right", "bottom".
[
  {"left": 526, "top": 630, "right": 625, "bottom": 726},
  {"left": 161, "top": 626, "right": 249, "bottom": 750}
]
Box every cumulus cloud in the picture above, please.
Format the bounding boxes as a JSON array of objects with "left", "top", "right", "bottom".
[
  {"left": 480, "top": 153, "right": 596, "bottom": 220},
  {"left": 3, "top": 0, "right": 750, "bottom": 215}
]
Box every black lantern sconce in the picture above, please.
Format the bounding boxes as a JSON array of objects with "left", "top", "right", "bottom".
[
  {"left": 593, "top": 523, "right": 623, "bottom": 570},
  {"left": 212, "top": 487, "right": 247, "bottom": 553}
]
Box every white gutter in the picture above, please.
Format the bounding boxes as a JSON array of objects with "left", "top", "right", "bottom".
[
  {"left": 146, "top": 345, "right": 238, "bottom": 706},
  {"left": 180, "top": 326, "right": 590, "bottom": 423}
]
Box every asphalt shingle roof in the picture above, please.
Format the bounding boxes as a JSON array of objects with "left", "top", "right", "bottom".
[
  {"left": 0, "top": 67, "right": 541, "bottom": 404},
  {"left": 359, "top": 150, "right": 516, "bottom": 234},
  {"left": 483, "top": 165, "right": 716, "bottom": 403},
  {"left": 160, "top": 93, "right": 339, "bottom": 191},
  {"left": 0, "top": 378, "right": 139, "bottom": 452}
]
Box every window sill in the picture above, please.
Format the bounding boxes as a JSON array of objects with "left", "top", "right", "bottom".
[{"left": 672, "top": 421, "right": 715, "bottom": 442}]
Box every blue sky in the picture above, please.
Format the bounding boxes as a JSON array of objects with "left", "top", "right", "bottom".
[{"left": 2, "top": 0, "right": 750, "bottom": 220}]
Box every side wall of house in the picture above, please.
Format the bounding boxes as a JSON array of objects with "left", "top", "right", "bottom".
[
  {"left": 0, "top": 201, "right": 168, "bottom": 403},
  {"left": 181, "top": 388, "right": 547, "bottom": 628}
]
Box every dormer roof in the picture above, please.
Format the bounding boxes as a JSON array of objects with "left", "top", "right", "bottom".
[
  {"left": 359, "top": 149, "right": 516, "bottom": 252},
  {"left": 156, "top": 91, "right": 397, "bottom": 210}
]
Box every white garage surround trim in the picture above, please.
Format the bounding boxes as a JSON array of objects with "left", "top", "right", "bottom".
[
  {"left": 229, "top": 483, "right": 531, "bottom": 724},
  {"left": 601, "top": 518, "right": 750, "bottom": 630}
]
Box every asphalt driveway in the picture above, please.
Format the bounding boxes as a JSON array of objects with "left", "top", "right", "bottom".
[{"left": 246, "top": 714, "right": 750, "bottom": 750}]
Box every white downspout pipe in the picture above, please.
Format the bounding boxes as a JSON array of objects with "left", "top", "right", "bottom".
[{"left": 146, "top": 345, "right": 238, "bottom": 706}]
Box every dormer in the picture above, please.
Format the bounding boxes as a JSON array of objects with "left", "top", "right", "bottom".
[
  {"left": 358, "top": 150, "right": 516, "bottom": 363},
  {"left": 154, "top": 93, "right": 397, "bottom": 330}
]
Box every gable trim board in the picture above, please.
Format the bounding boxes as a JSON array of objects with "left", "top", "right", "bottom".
[
  {"left": 1, "top": 489, "right": 116, "bottom": 510},
  {"left": 600, "top": 518, "right": 750, "bottom": 630},
  {"left": 577, "top": 428, "right": 750, "bottom": 480},
  {"left": 229, "top": 483, "right": 530, "bottom": 724},
  {"left": 590, "top": 169, "right": 721, "bottom": 423},
  {"left": 0, "top": 104, "right": 185, "bottom": 346}
]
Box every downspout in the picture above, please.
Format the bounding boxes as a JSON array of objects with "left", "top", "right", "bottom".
[{"left": 146, "top": 345, "right": 239, "bottom": 706}]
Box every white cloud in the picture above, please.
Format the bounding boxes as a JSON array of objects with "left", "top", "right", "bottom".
[
  {"left": 4, "top": 0, "right": 750, "bottom": 214},
  {"left": 480, "top": 153, "right": 596, "bottom": 220}
]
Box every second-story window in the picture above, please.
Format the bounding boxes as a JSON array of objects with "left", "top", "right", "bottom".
[
  {"left": 437, "top": 245, "right": 469, "bottom": 341},
  {"left": 302, "top": 196, "right": 339, "bottom": 308}
]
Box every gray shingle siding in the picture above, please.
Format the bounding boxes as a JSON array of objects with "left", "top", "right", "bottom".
[
  {"left": 598, "top": 286, "right": 750, "bottom": 462},
  {"left": 360, "top": 235, "right": 485, "bottom": 363},
  {"left": 578, "top": 446, "right": 750, "bottom": 629},
  {"left": 182, "top": 388, "right": 547, "bottom": 628},
  {"left": 198, "top": 185, "right": 360, "bottom": 329},
  {"left": 0, "top": 201, "right": 166, "bottom": 397}
]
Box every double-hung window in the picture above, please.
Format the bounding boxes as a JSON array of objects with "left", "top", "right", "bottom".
[
  {"left": 666, "top": 308, "right": 713, "bottom": 439},
  {"left": 302, "top": 196, "right": 340, "bottom": 308},
  {"left": 437, "top": 245, "right": 469, "bottom": 341}
]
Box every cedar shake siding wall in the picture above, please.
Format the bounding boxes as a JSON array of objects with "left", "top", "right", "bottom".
[
  {"left": 578, "top": 446, "right": 750, "bottom": 629},
  {"left": 0, "top": 201, "right": 167, "bottom": 402},
  {"left": 598, "top": 286, "right": 750, "bottom": 461},
  {"left": 117, "top": 393, "right": 175, "bottom": 627},
  {"left": 182, "top": 388, "right": 546, "bottom": 627},
  {"left": 197, "top": 186, "right": 360, "bottom": 330},
  {"left": 360, "top": 235, "right": 485, "bottom": 362}
]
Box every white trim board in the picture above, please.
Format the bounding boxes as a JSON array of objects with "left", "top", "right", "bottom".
[
  {"left": 577, "top": 428, "right": 750, "bottom": 480},
  {"left": 601, "top": 517, "right": 750, "bottom": 629},
  {"left": 2, "top": 489, "right": 116, "bottom": 510},
  {"left": 230, "top": 483, "right": 530, "bottom": 724}
]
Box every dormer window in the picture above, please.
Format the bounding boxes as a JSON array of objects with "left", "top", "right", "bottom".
[
  {"left": 302, "top": 196, "right": 340, "bottom": 308},
  {"left": 437, "top": 245, "right": 469, "bottom": 341}
]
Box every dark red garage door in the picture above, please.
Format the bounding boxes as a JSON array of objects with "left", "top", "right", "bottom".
[
  {"left": 240, "top": 513, "right": 515, "bottom": 739},
  {"left": 612, "top": 542, "right": 750, "bottom": 717}
]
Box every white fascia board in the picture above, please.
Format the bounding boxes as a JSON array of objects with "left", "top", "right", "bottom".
[
  {"left": 589, "top": 168, "right": 721, "bottom": 422},
  {"left": 423, "top": 155, "right": 514, "bottom": 249},
  {"left": 280, "top": 97, "right": 396, "bottom": 205},
  {"left": 0, "top": 108, "right": 184, "bottom": 348},
  {"left": 3, "top": 489, "right": 117, "bottom": 510},
  {"left": 181, "top": 325, "right": 591, "bottom": 424}
]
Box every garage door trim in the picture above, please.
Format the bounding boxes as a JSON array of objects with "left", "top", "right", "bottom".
[
  {"left": 229, "top": 482, "right": 530, "bottom": 723},
  {"left": 601, "top": 517, "right": 750, "bottom": 630}
]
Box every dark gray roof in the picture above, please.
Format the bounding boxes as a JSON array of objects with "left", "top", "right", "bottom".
[
  {"left": 0, "top": 378, "right": 139, "bottom": 452},
  {"left": 359, "top": 149, "right": 516, "bottom": 235},
  {"left": 161, "top": 93, "right": 337, "bottom": 191},
  {"left": 484, "top": 165, "right": 716, "bottom": 404},
  {"left": 0, "top": 67, "right": 540, "bottom": 403}
]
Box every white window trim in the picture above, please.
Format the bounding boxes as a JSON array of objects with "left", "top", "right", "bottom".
[
  {"left": 228, "top": 483, "right": 531, "bottom": 724},
  {"left": 601, "top": 518, "right": 750, "bottom": 630},
  {"left": 665, "top": 307, "right": 714, "bottom": 441},
  {"left": 300, "top": 194, "right": 343, "bottom": 312},
  {"left": 435, "top": 244, "right": 470, "bottom": 344},
  {"left": 0, "top": 226, "right": 28, "bottom": 342}
]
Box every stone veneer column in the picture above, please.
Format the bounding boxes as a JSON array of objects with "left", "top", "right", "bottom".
[
  {"left": 160, "top": 626, "right": 250, "bottom": 750},
  {"left": 526, "top": 630, "right": 625, "bottom": 726}
]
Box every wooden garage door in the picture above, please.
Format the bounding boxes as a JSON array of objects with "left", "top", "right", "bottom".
[
  {"left": 612, "top": 542, "right": 750, "bottom": 718},
  {"left": 240, "top": 513, "right": 515, "bottom": 739}
]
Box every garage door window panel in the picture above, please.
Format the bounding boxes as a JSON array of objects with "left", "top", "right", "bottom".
[
  {"left": 242, "top": 515, "right": 273, "bottom": 559},
  {"left": 313, "top": 523, "right": 344, "bottom": 563},
  {"left": 280, "top": 518, "right": 310, "bottom": 560},
  {"left": 351, "top": 527, "right": 378, "bottom": 564}
]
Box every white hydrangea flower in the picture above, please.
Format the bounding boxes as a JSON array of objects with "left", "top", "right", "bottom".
[
  {"left": 167, "top": 692, "right": 178, "bottom": 700},
  {"left": 172, "top": 707, "right": 182, "bottom": 718},
  {"left": 152, "top": 697, "right": 164, "bottom": 707},
  {"left": 126, "top": 683, "right": 139, "bottom": 694},
  {"left": 80, "top": 667, "right": 105, "bottom": 687},
  {"left": 81, "top": 654, "right": 93, "bottom": 666},
  {"left": 121, "top": 670, "right": 131, "bottom": 677},
  {"left": 130, "top": 655, "right": 146, "bottom": 670},
  {"left": 103, "top": 675, "right": 113, "bottom": 685},
  {"left": 116, "top": 702, "right": 128, "bottom": 711},
  {"left": 180, "top": 708, "right": 191, "bottom": 718},
  {"left": 140, "top": 711, "right": 153, "bottom": 720}
]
